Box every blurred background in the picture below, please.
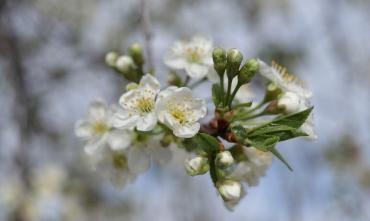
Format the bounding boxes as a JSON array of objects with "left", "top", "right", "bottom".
[{"left": 1, "top": 0, "right": 370, "bottom": 220}]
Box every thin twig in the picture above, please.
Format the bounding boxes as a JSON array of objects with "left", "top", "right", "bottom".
[{"left": 140, "top": 0, "right": 153, "bottom": 71}]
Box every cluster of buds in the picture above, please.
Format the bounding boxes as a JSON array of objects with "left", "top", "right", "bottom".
[
  {"left": 76, "top": 36, "right": 316, "bottom": 211},
  {"left": 105, "top": 43, "right": 145, "bottom": 82}
]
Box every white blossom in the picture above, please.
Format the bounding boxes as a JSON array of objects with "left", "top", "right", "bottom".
[
  {"left": 258, "top": 60, "right": 317, "bottom": 139},
  {"left": 231, "top": 147, "right": 273, "bottom": 187},
  {"left": 156, "top": 86, "right": 207, "bottom": 138},
  {"left": 113, "top": 74, "right": 160, "bottom": 131},
  {"left": 75, "top": 100, "right": 114, "bottom": 154},
  {"left": 164, "top": 36, "right": 213, "bottom": 80}
]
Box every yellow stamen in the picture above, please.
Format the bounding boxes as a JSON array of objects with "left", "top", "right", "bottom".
[
  {"left": 112, "top": 152, "right": 127, "bottom": 170},
  {"left": 92, "top": 122, "right": 108, "bottom": 134}
]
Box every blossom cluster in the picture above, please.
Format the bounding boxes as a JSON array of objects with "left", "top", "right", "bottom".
[{"left": 75, "top": 36, "right": 316, "bottom": 210}]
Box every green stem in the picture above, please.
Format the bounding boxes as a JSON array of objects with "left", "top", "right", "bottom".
[
  {"left": 235, "top": 111, "right": 265, "bottom": 121},
  {"left": 189, "top": 77, "right": 207, "bottom": 89},
  {"left": 228, "top": 83, "right": 242, "bottom": 108},
  {"left": 220, "top": 74, "right": 225, "bottom": 105},
  {"left": 209, "top": 154, "right": 218, "bottom": 187},
  {"left": 225, "top": 77, "right": 233, "bottom": 107}
]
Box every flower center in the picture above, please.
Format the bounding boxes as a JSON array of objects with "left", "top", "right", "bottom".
[
  {"left": 92, "top": 121, "right": 109, "bottom": 135},
  {"left": 185, "top": 47, "right": 204, "bottom": 63},
  {"left": 136, "top": 97, "right": 154, "bottom": 114},
  {"left": 112, "top": 152, "right": 127, "bottom": 170},
  {"left": 169, "top": 105, "right": 189, "bottom": 125}
]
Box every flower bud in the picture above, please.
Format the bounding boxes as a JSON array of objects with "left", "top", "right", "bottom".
[
  {"left": 226, "top": 49, "right": 243, "bottom": 79},
  {"left": 212, "top": 48, "right": 227, "bottom": 76},
  {"left": 167, "top": 71, "right": 182, "bottom": 87},
  {"left": 185, "top": 156, "right": 209, "bottom": 176},
  {"left": 277, "top": 92, "right": 301, "bottom": 113},
  {"left": 238, "top": 58, "right": 259, "bottom": 85},
  {"left": 264, "top": 83, "right": 282, "bottom": 102},
  {"left": 129, "top": 43, "right": 144, "bottom": 66},
  {"left": 218, "top": 180, "right": 242, "bottom": 202},
  {"left": 126, "top": 82, "right": 138, "bottom": 91},
  {"left": 215, "top": 151, "right": 234, "bottom": 168},
  {"left": 160, "top": 133, "right": 173, "bottom": 147},
  {"left": 115, "top": 56, "right": 134, "bottom": 73},
  {"left": 105, "top": 51, "right": 119, "bottom": 67}
]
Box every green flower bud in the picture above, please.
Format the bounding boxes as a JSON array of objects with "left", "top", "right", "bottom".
[
  {"left": 215, "top": 151, "right": 234, "bottom": 168},
  {"left": 226, "top": 49, "right": 243, "bottom": 79},
  {"left": 126, "top": 82, "right": 138, "bottom": 91},
  {"left": 129, "top": 43, "right": 144, "bottom": 66},
  {"left": 185, "top": 156, "right": 210, "bottom": 176},
  {"left": 160, "top": 133, "right": 173, "bottom": 147},
  {"left": 238, "top": 58, "right": 259, "bottom": 85},
  {"left": 115, "top": 55, "right": 135, "bottom": 73},
  {"left": 264, "top": 83, "right": 282, "bottom": 102},
  {"left": 105, "top": 51, "right": 119, "bottom": 67},
  {"left": 212, "top": 48, "right": 227, "bottom": 76},
  {"left": 167, "top": 71, "right": 182, "bottom": 87}
]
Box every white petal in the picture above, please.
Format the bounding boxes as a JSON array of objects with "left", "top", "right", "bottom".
[
  {"left": 127, "top": 147, "right": 150, "bottom": 174},
  {"left": 107, "top": 130, "right": 132, "bottom": 150},
  {"left": 84, "top": 135, "right": 107, "bottom": 155},
  {"left": 139, "top": 74, "right": 161, "bottom": 92},
  {"left": 173, "top": 122, "right": 200, "bottom": 138},
  {"left": 112, "top": 110, "right": 139, "bottom": 129},
  {"left": 136, "top": 112, "right": 157, "bottom": 131},
  {"left": 74, "top": 120, "right": 93, "bottom": 139},
  {"left": 185, "top": 63, "right": 209, "bottom": 79},
  {"left": 88, "top": 100, "right": 108, "bottom": 121},
  {"left": 118, "top": 90, "right": 137, "bottom": 110},
  {"left": 164, "top": 54, "right": 187, "bottom": 69}
]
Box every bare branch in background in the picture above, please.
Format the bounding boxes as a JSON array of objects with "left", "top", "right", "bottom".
[{"left": 140, "top": 0, "right": 153, "bottom": 71}]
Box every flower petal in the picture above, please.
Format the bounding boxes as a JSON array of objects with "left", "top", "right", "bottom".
[
  {"left": 74, "top": 120, "right": 93, "bottom": 139},
  {"left": 136, "top": 112, "right": 157, "bottom": 131},
  {"left": 107, "top": 130, "right": 132, "bottom": 150},
  {"left": 139, "top": 74, "right": 161, "bottom": 92},
  {"left": 185, "top": 63, "right": 209, "bottom": 79},
  {"left": 112, "top": 110, "right": 139, "bottom": 129},
  {"left": 173, "top": 122, "right": 200, "bottom": 138}
]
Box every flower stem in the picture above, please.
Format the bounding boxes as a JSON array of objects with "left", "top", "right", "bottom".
[
  {"left": 225, "top": 77, "right": 233, "bottom": 107},
  {"left": 220, "top": 74, "right": 225, "bottom": 105},
  {"left": 228, "top": 83, "right": 242, "bottom": 108}
]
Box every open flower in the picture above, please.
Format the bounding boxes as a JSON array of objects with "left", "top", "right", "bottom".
[
  {"left": 156, "top": 86, "right": 207, "bottom": 138},
  {"left": 258, "top": 60, "right": 317, "bottom": 139},
  {"left": 231, "top": 147, "right": 273, "bottom": 187},
  {"left": 75, "top": 100, "right": 114, "bottom": 154},
  {"left": 164, "top": 36, "right": 213, "bottom": 80},
  {"left": 113, "top": 74, "right": 160, "bottom": 131}
]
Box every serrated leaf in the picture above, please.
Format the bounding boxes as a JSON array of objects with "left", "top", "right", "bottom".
[
  {"left": 271, "top": 107, "right": 313, "bottom": 129},
  {"left": 247, "top": 124, "right": 308, "bottom": 141},
  {"left": 212, "top": 84, "right": 222, "bottom": 106},
  {"left": 193, "top": 133, "right": 220, "bottom": 154},
  {"left": 246, "top": 135, "right": 280, "bottom": 151}
]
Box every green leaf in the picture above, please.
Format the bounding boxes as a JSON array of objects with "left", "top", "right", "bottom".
[
  {"left": 270, "top": 107, "right": 313, "bottom": 129},
  {"left": 232, "top": 102, "right": 253, "bottom": 109},
  {"left": 193, "top": 133, "right": 220, "bottom": 154},
  {"left": 212, "top": 83, "right": 223, "bottom": 106},
  {"left": 269, "top": 147, "right": 293, "bottom": 171},
  {"left": 246, "top": 135, "right": 280, "bottom": 151},
  {"left": 247, "top": 124, "right": 308, "bottom": 141},
  {"left": 231, "top": 125, "right": 247, "bottom": 141}
]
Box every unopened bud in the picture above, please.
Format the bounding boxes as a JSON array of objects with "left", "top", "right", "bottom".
[
  {"left": 129, "top": 43, "right": 144, "bottom": 66},
  {"left": 226, "top": 49, "right": 243, "bottom": 79},
  {"left": 238, "top": 58, "right": 259, "bottom": 85},
  {"left": 115, "top": 56, "right": 134, "bottom": 73},
  {"left": 160, "top": 133, "right": 173, "bottom": 147},
  {"left": 277, "top": 92, "right": 301, "bottom": 114},
  {"left": 105, "top": 52, "right": 119, "bottom": 67},
  {"left": 218, "top": 180, "right": 242, "bottom": 201},
  {"left": 264, "top": 83, "right": 282, "bottom": 102},
  {"left": 167, "top": 72, "right": 182, "bottom": 87},
  {"left": 212, "top": 48, "right": 227, "bottom": 76},
  {"left": 185, "top": 156, "right": 209, "bottom": 176},
  {"left": 126, "top": 82, "right": 138, "bottom": 91},
  {"left": 215, "top": 151, "right": 234, "bottom": 168}
]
